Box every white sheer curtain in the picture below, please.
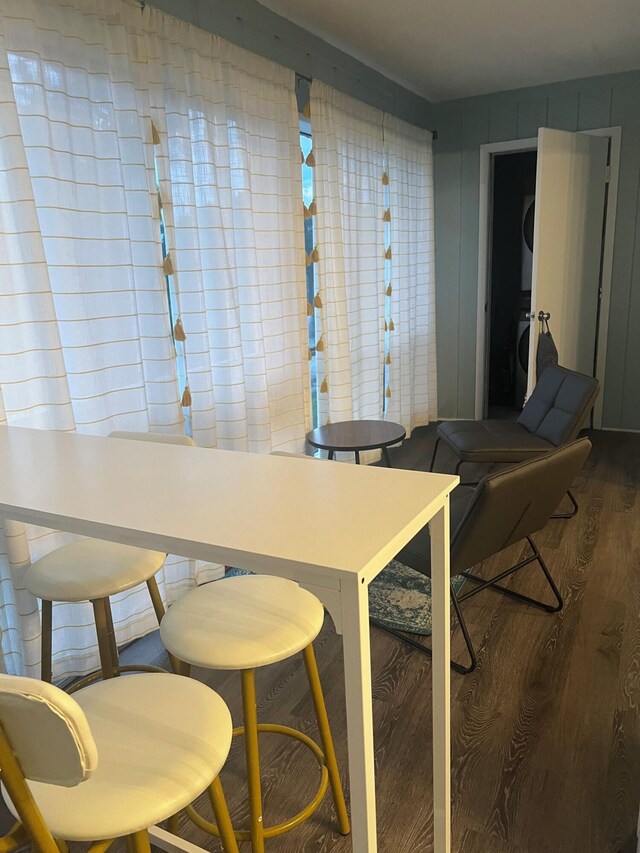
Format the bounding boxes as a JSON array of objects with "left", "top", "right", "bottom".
[
  {"left": 310, "top": 81, "right": 437, "bottom": 443},
  {"left": 384, "top": 115, "right": 437, "bottom": 428},
  {"left": 0, "top": 0, "right": 308, "bottom": 678},
  {"left": 310, "top": 82, "right": 386, "bottom": 430},
  {"left": 141, "top": 10, "right": 310, "bottom": 453}
]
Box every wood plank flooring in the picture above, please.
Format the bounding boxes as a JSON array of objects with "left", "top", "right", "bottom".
[{"left": 8, "top": 426, "right": 640, "bottom": 853}]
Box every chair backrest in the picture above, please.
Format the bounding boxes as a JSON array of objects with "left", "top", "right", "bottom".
[
  {"left": 0, "top": 674, "right": 98, "bottom": 787},
  {"left": 450, "top": 437, "right": 591, "bottom": 575},
  {"left": 517, "top": 365, "right": 599, "bottom": 446},
  {"left": 109, "top": 430, "right": 195, "bottom": 447}
]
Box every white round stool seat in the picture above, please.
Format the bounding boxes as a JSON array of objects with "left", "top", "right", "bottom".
[
  {"left": 2, "top": 673, "right": 232, "bottom": 841},
  {"left": 24, "top": 539, "right": 166, "bottom": 602},
  {"left": 161, "top": 575, "right": 325, "bottom": 670}
]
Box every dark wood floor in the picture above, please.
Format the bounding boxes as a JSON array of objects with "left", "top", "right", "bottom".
[{"left": 14, "top": 426, "right": 640, "bottom": 853}]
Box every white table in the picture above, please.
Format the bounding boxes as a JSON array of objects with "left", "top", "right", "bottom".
[{"left": 0, "top": 426, "right": 458, "bottom": 853}]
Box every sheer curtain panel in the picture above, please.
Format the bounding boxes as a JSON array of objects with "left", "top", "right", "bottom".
[{"left": 309, "top": 81, "right": 437, "bottom": 443}]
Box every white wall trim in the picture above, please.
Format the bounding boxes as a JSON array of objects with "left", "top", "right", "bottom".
[
  {"left": 475, "top": 128, "right": 621, "bottom": 427},
  {"left": 475, "top": 137, "right": 537, "bottom": 419}
]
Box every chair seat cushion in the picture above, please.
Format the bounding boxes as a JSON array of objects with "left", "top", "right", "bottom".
[
  {"left": 437, "top": 419, "right": 553, "bottom": 463},
  {"left": 24, "top": 540, "right": 166, "bottom": 602},
  {"left": 3, "top": 673, "right": 232, "bottom": 841},
  {"left": 161, "top": 575, "right": 325, "bottom": 671}
]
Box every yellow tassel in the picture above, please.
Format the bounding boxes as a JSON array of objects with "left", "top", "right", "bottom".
[
  {"left": 382, "top": 171, "right": 389, "bottom": 185},
  {"left": 316, "top": 336, "right": 324, "bottom": 352},
  {"left": 386, "top": 283, "right": 392, "bottom": 296},
  {"left": 307, "top": 301, "right": 313, "bottom": 317},
  {"left": 384, "top": 320, "right": 388, "bottom": 332},
  {"left": 163, "top": 253, "right": 175, "bottom": 276},
  {"left": 313, "top": 293, "right": 323, "bottom": 309},
  {"left": 311, "top": 247, "right": 319, "bottom": 263},
  {"left": 309, "top": 200, "right": 317, "bottom": 216},
  {"left": 320, "top": 376, "right": 328, "bottom": 394},
  {"left": 173, "top": 317, "right": 186, "bottom": 342},
  {"left": 302, "top": 101, "right": 311, "bottom": 119},
  {"left": 389, "top": 319, "right": 395, "bottom": 331},
  {"left": 308, "top": 347, "right": 312, "bottom": 361},
  {"left": 304, "top": 204, "right": 312, "bottom": 219},
  {"left": 305, "top": 150, "right": 316, "bottom": 167},
  {"left": 386, "top": 386, "right": 391, "bottom": 398},
  {"left": 383, "top": 209, "right": 391, "bottom": 222},
  {"left": 181, "top": 385, "right": 192, "bottom": 407},
  {"left": 385, "top": 352, "right": 391, "bottom": 365},
  {"left": 385, "top": 247, "right": 392, "bottom": 260},
  {"left": 151, "top": 123, "right": 160, "bottom": 145},
  {"left": 306, "top": 253, "right": 312, "bottom": 267}
]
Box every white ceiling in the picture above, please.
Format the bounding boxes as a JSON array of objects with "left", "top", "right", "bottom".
[{"left": 257, "top": 0, "right": 640, "bottom": 102}]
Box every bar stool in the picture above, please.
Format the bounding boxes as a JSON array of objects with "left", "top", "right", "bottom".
[
  {"left": 0, "top": 671, "right": 239, "bottom": 852},
  {"left": 159, "top": 574, "right": 350, "bottom": 852},
  {"left": 24, "top": 431, "right": 195, "bottom": 685}
]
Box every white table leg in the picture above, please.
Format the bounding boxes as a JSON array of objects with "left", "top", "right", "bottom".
[
  {"left": 341, "top": 575, "right": 377, "bottom": 852},
  {"left": 430, "top": 500, "right": 451, "bottom": 853}
]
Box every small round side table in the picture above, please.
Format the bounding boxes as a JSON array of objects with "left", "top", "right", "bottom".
[{"left": 306, "top": 419, "right": 406, "bottom": 466}]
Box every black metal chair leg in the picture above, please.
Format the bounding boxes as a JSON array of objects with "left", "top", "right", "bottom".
[
  {"left": 371, "top": 582, "right": 477, "bottom": 674},
  {"left": 551, "top": 488, "right": 579, "bottom": 520},
  {"left": 460, "top": 536, "right": 562, "bottom": 613},
  {"left": 429, "top": 436, "right": 440, "bottom": 472}
]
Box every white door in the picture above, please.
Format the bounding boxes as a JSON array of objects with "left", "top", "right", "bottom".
[{"left": 526, "top": 128, "right": 609, "bottom": 398}]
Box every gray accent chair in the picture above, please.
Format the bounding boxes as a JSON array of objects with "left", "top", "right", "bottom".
[
  {"left": 430, "top": 365, "right": 599, "bottom": 518},
  {"left": 379, "top": 438, "right": 592, "bottom": 673}
]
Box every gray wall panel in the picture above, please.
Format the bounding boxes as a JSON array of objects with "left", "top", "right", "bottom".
[{"left": 433, "top": 70, "right": 640, "bottom": 429}]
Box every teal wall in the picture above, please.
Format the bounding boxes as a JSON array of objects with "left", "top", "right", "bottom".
[
  {"left": 149, "top": 0, "right": 433, "bottom": 128},
  {"left": 432, "top": 70, "right": 640, "bottom": 429}
]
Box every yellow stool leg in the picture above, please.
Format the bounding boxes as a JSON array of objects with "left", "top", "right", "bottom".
[
  {"left": 208, "top": 776, "right": 240, "bottom": 853},
  {"left": 146, "top": 577, "right": 181, "bottom": 674},
  {"left": 127, "top": 830, "right": 151, "bottom": 853},
  {"left": 0, "top": 726, "right": 59, "bottom": 853},
  {"left": 241, "top": 669, "right": 265, "bottom": 853},
  {"left": 41, "top": 599, "right": 53, "bottom": 683},
  {"left": 303, "top": 644, "right": 351, "bottom": 835},
  {"left": 91, "top": 598, "right": 117, "bottom": 680}
]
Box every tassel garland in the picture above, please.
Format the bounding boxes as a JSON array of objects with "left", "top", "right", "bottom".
[
  {"left": 163, "top": 253, "right": 175, "bottom": 276},
  {"left": 385, "top": 386, "right": 391, "bottom": 398},
  {"left": 311, "top": 247, "right": 319, "bottom": 262},
  {"left": 151, "top": 123, "right": 160, "bottom": 145},
  {"left": 389, "top": 319, "right": 395, "bottom": 331},
  {"left": 386, "top": 283, "right": 392, "bottom": 296},
  {"left": 320, "top": 376, "right": 328, "bottom": 394},
  {"left": 181, "top": 386, "right": 192, "bottom": 407},
  {"left": 308, "top": 200, "right": 317, "bottom": 216},
  {"left": 307, "top": 302, "right": 313, "bottom": 317},
  {"left": 173, "top": 317, "right": 186, "bottom": 342},
  {"left": 382, "top": 171, "right": 389, "bottom": 185},
  {"left": 385, "top": 247, "right": 392, "bottom": 260},
  {"left": 383, "top": 209, "right": 391, "bottom": 222},
  {"left": 385, "top": 352, "right": 391, "bottom": 364},
  {"left": 316, "top": 336, "right": 325, "bottom": 352},
  {"left": 313, "top": 293, "right": 323, "bottom": 309},
  {"left": 305, "top": 150, "right": 316, "bottom": 167}
]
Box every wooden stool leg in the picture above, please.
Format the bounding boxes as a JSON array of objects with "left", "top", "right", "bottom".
[
  {"left": 91, "top": 598, "right": 116, "bottom": 680},
  {"left": 146, "top": 576, "right": 181, "bottom": 674},
  {"left": 208, "top": 776, "right": 240, "bottom": 853},
  {"left": 40, "top": 599, "right": 53, "bottom": 683},
  {"left": 241, "top": 669, "right": 265, "bottom": 853},
  {"left": 303, "top": 644, "right": 351, "bottom": 835}
]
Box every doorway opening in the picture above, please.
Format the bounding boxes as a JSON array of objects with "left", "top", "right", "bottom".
[
  {"left": 475, "top": 127, "right": 621, "bottom": 427},
  {"left": 487, "top": 150, "right": 537, "bottom": 418}
]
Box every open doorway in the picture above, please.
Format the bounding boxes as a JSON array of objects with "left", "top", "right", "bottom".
[
  {"left": 475, "top": 127, "right": 621, "bottom": 427},
  {"left": 487, "top": 150, "right": 537, "bottom": 418}
]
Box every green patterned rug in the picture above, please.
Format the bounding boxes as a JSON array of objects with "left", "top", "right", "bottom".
[{"left": 224, "top": 562, "right": 465, "bottom": 637}]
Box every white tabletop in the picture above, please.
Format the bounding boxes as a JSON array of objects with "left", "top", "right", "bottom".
[{"left": 0, "top": 426, "right": 457, "bottom": 585}]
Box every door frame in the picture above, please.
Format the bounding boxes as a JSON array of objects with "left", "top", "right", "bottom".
[{"left": 474, "top": 126, "right": 621, "bottom": 428}]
